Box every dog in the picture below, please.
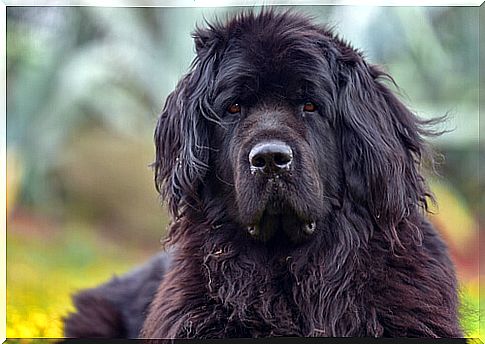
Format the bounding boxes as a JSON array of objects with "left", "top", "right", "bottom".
[{"left": 64, "top": 9, "right": 462, "bottom": 339}]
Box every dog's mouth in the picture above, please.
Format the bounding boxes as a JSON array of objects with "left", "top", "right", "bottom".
[{"left": 245, "top": 201, "right": 316, "bottom": 243}]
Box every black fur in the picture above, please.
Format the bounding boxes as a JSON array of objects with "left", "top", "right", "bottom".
[
  {"left": 65, "top": 10, "right": 462, "bottom": 339},
  {"left": 64, "top": 252, "right": 170, "bottom": 338}
]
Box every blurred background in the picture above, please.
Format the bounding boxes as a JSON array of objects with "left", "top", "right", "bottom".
[{"left": 5, "top": 5, "right": 482, "bottom": 339}]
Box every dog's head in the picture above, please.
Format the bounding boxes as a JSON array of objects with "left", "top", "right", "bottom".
[{"left": 154, "top": 10, "right": 435, "bottom": 246}]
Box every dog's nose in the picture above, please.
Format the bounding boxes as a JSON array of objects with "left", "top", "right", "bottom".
[{"left": 249, "top": 141, "right": 293, "bottom": 174}]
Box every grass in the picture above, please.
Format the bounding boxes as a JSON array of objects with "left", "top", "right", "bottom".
[{"left": 6, "top": 217, "right": 154, "bottom": 338}]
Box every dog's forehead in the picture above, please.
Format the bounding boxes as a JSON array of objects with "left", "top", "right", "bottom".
[
  {"left": 204, "top": 11, "right": 344, "bottom": 103},
  {"left": 215, "top": 38, "right": 330, "bottom": 101},
  {"left": 228, "top": 20, "right": 323, "bottom": 60}
]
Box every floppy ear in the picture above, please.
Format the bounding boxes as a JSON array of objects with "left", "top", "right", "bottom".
[
  {"left": 154, "top": 27, "right": 221, "bottom": 219},
  {"left": 337, "top": 58, "right": 437, "bottom": 245}
]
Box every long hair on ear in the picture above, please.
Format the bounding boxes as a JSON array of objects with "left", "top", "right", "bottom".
[
  {"left": 153, "top": 25, "right": 222, "bottom": 224},
  {"left": 336, "top": 52, "right": 444, "bottom": 248}
]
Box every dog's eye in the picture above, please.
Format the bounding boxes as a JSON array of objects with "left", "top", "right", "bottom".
[
  {"left": 227, "top": 103, "right": 241, "bottom": 114},
  {"left": 303, "top": 102, "right": 317, "bottom": 112}
]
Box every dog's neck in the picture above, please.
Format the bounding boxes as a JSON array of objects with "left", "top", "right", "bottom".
[
  {"left": 164, "top": 202, "right": 385, "bottom": 337},
  {"left": 149, "top": 197, "right": 435, "bottom": 339}
]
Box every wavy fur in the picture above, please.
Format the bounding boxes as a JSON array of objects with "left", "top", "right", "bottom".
[
  {"left": 142, "top": 10, "right": 461, "bottom": 339},
  {"left": 65, "top": 9, "right": 462, "bottom": 339}
]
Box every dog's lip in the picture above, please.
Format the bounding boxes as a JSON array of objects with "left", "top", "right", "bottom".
[
  {"left": 247, "top": 198, "right": 313, "bottom": 225},
  {"left": 302, "top": 221, "right": 317, "bottom": 235},
  {"left": 247, "top": 220, "right": 316, "bottom": 237},
  {"left": 247, "top": 225, "right": 260, "bottom": 236},
  {"left": 246, "top": 204, "right": 316, "bottom": 240}
]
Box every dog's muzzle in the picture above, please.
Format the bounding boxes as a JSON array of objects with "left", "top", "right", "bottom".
[{"left": 244, "top": 140, "right": 316, "bottom": 242}]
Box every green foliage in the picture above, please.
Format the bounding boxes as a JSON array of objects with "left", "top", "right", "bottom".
[{"left": 7, "top": 6, "right": 479, "bottom": 211}]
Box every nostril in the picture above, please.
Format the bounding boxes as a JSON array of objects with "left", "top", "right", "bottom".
[
  {"left": 273, "top": 152, "right": 292, "bottom": 167},
  {"left": 252, "top": 156, "right": 266, "bottom": 168}
]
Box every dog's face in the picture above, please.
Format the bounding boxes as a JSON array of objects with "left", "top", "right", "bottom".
[
  {"left": 154, "top": 11, "right": 431, "bottom": 247},
  {"left": 209, "top": 39, "right": 342, "bottom": 243}
]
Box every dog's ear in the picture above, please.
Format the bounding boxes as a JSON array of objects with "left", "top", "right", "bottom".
[
  {"left": 337, "top": 58, "right": 438, "bottom": 245},
  {"left": 154, "top": 28, "right": 221, "bottom": 219}
]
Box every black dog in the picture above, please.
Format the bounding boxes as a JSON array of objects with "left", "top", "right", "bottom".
[{"left": 64, "top": 10, "right": 462, "bottom": 339}]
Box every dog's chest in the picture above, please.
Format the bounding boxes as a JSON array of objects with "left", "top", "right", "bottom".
[{"left": 206, "top": 262, "right": 368, "bottom": 337}]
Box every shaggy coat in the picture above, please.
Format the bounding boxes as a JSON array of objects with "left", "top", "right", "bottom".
[{"left": 65, "top": 10, "right": 462, "bottom": 339}]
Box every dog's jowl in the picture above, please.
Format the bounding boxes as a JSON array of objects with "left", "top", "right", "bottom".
[{"left": 64, "top": 10, "right": 462, "bottom": 339}]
